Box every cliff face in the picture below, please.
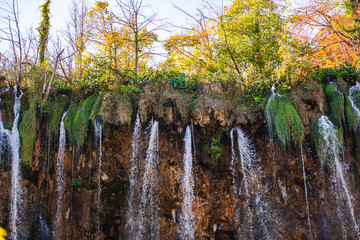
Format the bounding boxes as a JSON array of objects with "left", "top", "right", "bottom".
[{"left": 0, "top": 80, "right": 360, "bottom": 240}]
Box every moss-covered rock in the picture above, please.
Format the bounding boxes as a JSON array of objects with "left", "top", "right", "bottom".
[
  {"left": 99, "top": 94, "right": 133, "bottom": 126},
  {"left": 313, "top": 115, "right": 343, "bottom": 164},
  {"left": 41, "top": 94, "right": 69, "bottom": 135},
  {"left": 324, "top": 82, "right": 345, "bottom": 128},
  {"left": 265, "top": 95, "right": 304, "bottom": 147},
  {"left": 72, "top": 96, "right": 96, "bottom": 148},
  {"left": 19, "top": 98, "right": 39, "bottom": 167}
]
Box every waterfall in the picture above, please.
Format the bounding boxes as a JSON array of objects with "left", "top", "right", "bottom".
[
  {"left": 53, "top": 110, "right": 68, "bottom": 240},
  {"left": 137, "top": 119, "right": 160, "bottom": 239},
  {"left": 317, "top": 115, "right": 360, "bottom": 238},
  {"left": 126, "top": 112, "right": 142, "bottom": 237},
  {"left": 265, "top": 88, "right": 280, "bottom": 149},
  {"left": 230, "top": 127, "right": 269, "bottom": 239},
  {"left": 301, "top": 149, "right": 313, "bottom": 239},
  {"left": 0, "top": 87, "right": 24, "bottom": 240},
  {"left": 349, "top": 82, "right": 360, "bottom": 117},
  {"left": 265, "top": 89, "right": 312, "bottom": 237},
  {"left": 94, "top": 116, "right": 102, "bottom": 239},
  {"left": 180, "top": 125, "right": 195, "bottom": 240}
]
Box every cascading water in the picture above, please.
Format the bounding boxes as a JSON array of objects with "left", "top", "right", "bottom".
[
  {"left": 94, "top": 116, "right": 102, "bottom": 239},
  {"left": 180, "top": 125, "right": 195, "bottom": 240},
  {"left": 126, "top": 112, "right": 142, "bottom": 237},
  {"left": 0, "top": 87, "right": 24, "bottom": 240},
  {"left": 230, "top": 127, "right": 269, "bottom": 239},
  {"left": 265, "top": 88, "right": 280, "bottom": 149},
  {"left": 317, "top": 115, "right": 360, "bottom": 238},
  {"left": 266, "top": 89, "right": 312, "bottom": 237},
  {"left": 301, "top": 148, "right": 313, "bottom": 239},
  {"left": 137, "top": 119, "right": 160, "bottom": 239},
  {"left": 53, "top": 110, "right": 68, "bottom": 240}
]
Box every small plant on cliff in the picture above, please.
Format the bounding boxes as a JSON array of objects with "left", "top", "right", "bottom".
[
  {"left": 69, "top": 179, "right": 84, "bottom": 192},
  {"left": 265, "top": 95, "right": 304, "bottom": 147},
  {"left": 205, "top": 131, "right": 224, "bottom": 163},
  {"left": 19, "top": 98, "right": 39, "bottom": 168}
]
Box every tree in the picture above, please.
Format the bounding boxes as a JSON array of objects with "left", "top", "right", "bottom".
[
  {"left": 218, "top": 0, "right": 285, "bottom": 80},
  {"left": 39, "top": 0, "right": 51, "bottom": 64},
  {"left": 163, "top": 5, "right": 219, "bottom": 75},
  {"left": 61, "top": 0, "right": 90, "bottom": 82},
  {"left": 0, "top": 0, "right": 25, "bottom": 86},
  {"left": 114, "top": 0, "right": 161, "bottom": 75},
  {"left": 294, "top": 0, "right": 360, "bottom": 67}
]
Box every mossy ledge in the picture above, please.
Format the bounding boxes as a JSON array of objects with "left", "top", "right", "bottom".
[{"left": 265, "top": 95, "right": 305, "bottom": 148}]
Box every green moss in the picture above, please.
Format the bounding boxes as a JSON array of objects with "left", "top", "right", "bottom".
[
  {"left": 0, "top": 99, "right": 14, "bottom": 129},
  {"left": 313, "top": 117, "right": 343, "bottom": 164},
  {"left": 346, "top": 98, "right": 359, "bottom": 133},
  {"left": 266, "top": 95, "right": 304, "bottom": 147},
  {"left": 41, "top": 94, "right": 69, "bottom": 135},
  {"left": 71, "top": 96, "right": 96, "bottom": 148},
  {"left": 324, "top": 83, "right": 345, "bottom": 127},
  {"left": 19, "top": 98, "right": 38, "bottom": 168},
  {"left": 325, "top": 83, "right": 336, "bottom": 97},
  {"left": 90, "top": 95, "right": 104, "bottom": 121},
  {"left": 64, "top": 101, "right": 79, "bottom": 142}
]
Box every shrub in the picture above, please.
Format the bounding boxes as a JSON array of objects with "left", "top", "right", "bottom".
[
  {"left": 69, "top": 179, "right": 84, "bottom": 192},
  {"left": 19, "top": 98, "right": 38, "bottom": 167},
  {"left": 265, "top": 95, "right": 304, "bottom": 147},
  {"left": 205, "top": 131, "right": 224, "bottom": 163}
]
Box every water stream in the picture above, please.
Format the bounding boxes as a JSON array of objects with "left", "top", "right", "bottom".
[
  {"left": 317, "top": 115, "right": 360, "bottom": 238},
  {"left": 230, "top": 127, "right": 269, "bottom": 239},
  {"left": 94, "top": 116, "right": 102, "bottom": 239},
  {"left": 53, "top": 110, "right": 68, "bottom": 240},
  {"left": 126, "top": 112, "right": 142, "bottom": 237},
  {"left": 180, "top": 125, "right": 195, "bottom": 240},
  {"left": 0, "top": 87, "right": 24, "bottom": 240},
  {"left": 136, "top": 119, "right": 160, "bottom": 239}
]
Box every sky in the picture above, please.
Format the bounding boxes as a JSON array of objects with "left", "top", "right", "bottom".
[{"left": 3, "top": 0, "right": 228, "bottom": 39}]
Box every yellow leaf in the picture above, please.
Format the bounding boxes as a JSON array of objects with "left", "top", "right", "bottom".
[{"left": 0, "top": 227, "right": 6, "bottom": 237}]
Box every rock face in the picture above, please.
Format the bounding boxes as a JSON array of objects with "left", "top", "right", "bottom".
[{"left": 0, "top": 89, "right": 360, "bottom": 240}]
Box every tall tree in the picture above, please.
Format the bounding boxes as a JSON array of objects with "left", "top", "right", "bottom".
[
  {"left": 0, "top": 0, "right": 25, "bottom": 86},
  {"left": 61, "top": 0, "right": 89, "bottom": 81},
  {"left": 114, "top": 0, "right": 161, "bottom": 75},
  {"left": 219, "top": 0, "right": 285, "bottom": 79},
  {"left": 38, "top": 0, "right": 51, "bottom": 64}
]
